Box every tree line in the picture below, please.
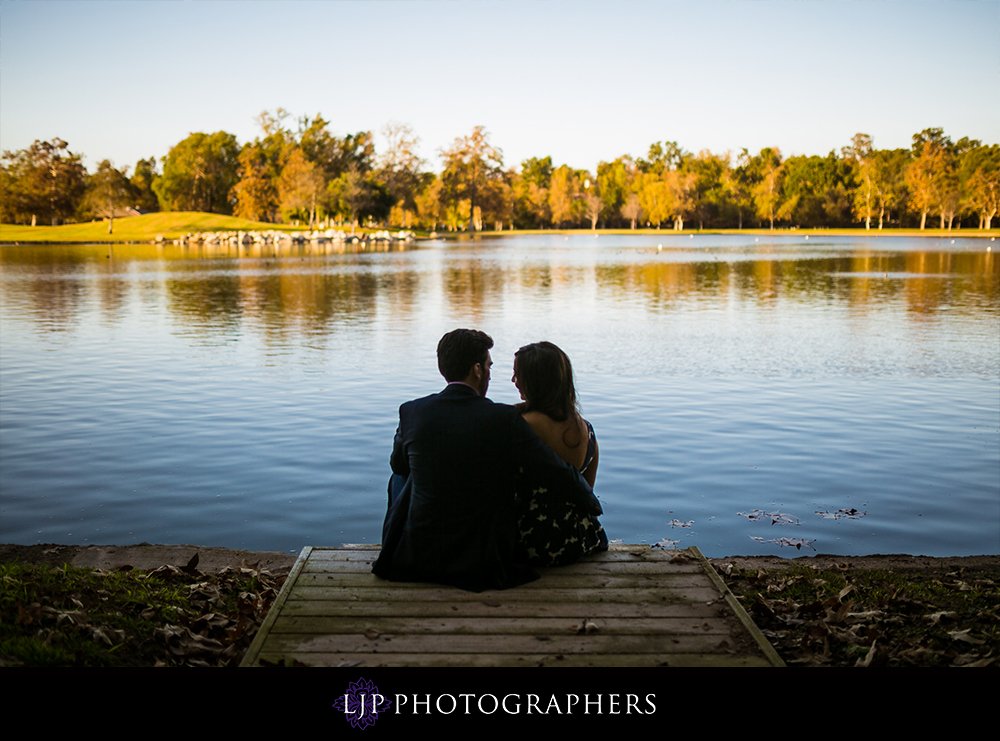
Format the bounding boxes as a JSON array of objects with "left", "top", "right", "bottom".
[{"left": 2, "top": 111, "right": 997, "bottom": 232}]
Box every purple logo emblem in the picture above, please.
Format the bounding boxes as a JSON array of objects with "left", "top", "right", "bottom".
[{"left": 333, "top": 677, "right": 392, "bottom": 729}]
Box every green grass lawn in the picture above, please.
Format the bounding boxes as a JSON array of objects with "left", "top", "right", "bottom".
[
  {"left": 0, "top": 212, "right": 302, "bottom": 243},
  {"left": 3, "top": 214, "right": 996, "bottom": 244},
  {"left": 0, "top": 561, "right": 282, "bottom": 667}
]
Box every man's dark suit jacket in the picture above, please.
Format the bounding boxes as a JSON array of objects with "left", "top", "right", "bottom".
[{"left": 371, "top": 383, "right": 601, "bottom": 592}]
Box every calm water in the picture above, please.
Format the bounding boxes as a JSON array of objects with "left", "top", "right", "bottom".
[{"left": 1, "top": 234, "right": 997, "bottom": 557}]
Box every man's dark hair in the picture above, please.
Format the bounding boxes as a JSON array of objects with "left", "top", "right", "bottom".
[{"left": 437, "top": 329, "right": 494, "bottom": 382}]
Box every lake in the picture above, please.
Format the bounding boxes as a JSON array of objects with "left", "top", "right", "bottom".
[{"left": 1, "top": 233, "right": 997, "bottom": 558}]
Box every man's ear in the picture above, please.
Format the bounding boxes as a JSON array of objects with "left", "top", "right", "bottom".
[{"left": 472, "top": 362, "right": 483, "bottom": 380}]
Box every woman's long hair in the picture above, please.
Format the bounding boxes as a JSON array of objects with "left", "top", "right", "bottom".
[{"left": 514, "top": 341, "right": 583, "bottom": 448}]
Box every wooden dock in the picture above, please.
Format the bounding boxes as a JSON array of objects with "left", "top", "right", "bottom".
[{"left": 241, "top": 544, "right": 783, "bottom": 667}]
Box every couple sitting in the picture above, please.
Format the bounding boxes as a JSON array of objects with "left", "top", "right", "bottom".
[{"left": 372, "top": 328, "right": 608, "bottom": 592}]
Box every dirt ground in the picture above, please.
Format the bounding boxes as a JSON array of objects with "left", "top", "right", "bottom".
[
  {"left": 2, "top": 542, "right": 996, "bottom": 576},
  {"left": 0, "top": 543, "right": 300, "bottom": 574}
]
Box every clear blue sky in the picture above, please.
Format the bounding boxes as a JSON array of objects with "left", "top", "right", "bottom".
[{"left": 1, "top": 0, "right": 997, "bottom": 174}]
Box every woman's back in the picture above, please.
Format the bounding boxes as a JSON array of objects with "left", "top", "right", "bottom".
[
  {"left": 512, "top": 341, "right": 607, "bottom": 566},
  {"left": 521, "top": 410, "right": 597, "bottom": 486}
]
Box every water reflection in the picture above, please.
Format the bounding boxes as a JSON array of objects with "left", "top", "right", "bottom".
[
  {"left": 2, "top": 238, "right": 996, "bottom": 337},
  {"left": 1, "top": 235, "right": 997, "bottom": 557}
]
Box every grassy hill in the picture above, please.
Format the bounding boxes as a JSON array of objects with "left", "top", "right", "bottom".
[
  {"left": 2, "top": 214, "right": 995, "bottom": 244},
  {"left": 0, "top": 212, "right": 302, "bottom": 243}
]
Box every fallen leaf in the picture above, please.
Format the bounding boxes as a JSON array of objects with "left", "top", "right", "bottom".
[
  {"left": 926, "top": 611, "right": 960, "bottom": 624},
  {"left": 182, "top": 553, "right": 200, "bottom": 574},
  {"left": 855, "top": 640, "right": 877, "bottom": 667}
]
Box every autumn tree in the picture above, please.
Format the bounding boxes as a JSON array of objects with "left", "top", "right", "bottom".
[
  {"left": 232, "top": 110, "right": 298, "bottom": 223},
  {"left": 328, "top": 165, "right": 392, "bottom": 227},
  {"left": 0, "top": 138, "right": 87, "bottom": 225},
  {"left": 231, "top": 141, "right": 279, "bottom": 222},
  {"left": 377, "top": 122, "right": 425, "bottom": 227},
  {"left": 77, "top": 160, "right": 133, "bottom": 233},
  {"left": 664, "top": 169, "right": 696, "bottom": 230},
  {"left": 906, "top": 129, "right": 955, "bottom": 230},
  {"left": 512, "top": 156, "right": 553, "bottom": 228},
  {"left": 237, "top": 111, "right": 384, "bottom": 226},
  {"left": 440, "top": 126, "right": 505, "bottom": 232},
  {"left": 278, "top": 147, "right": 324, "bottom": 227},
  {"left": 685, "top": 150, "right": 729, "bottom": 230},
  {"left": 299, "top": 115, "right": 375, "bottom": 183},
  {"left": 596, "top": 157, "right": 634, "bottom": 227},
  {"left": 548, "top": 165, "right": 585, "bottom": 227},
  {"left": 907, "top": 159, "right": 937, "bottom": 229},
  {"left": 962, "top": 143, "right": 1000, "bottom": 228},
  {"left": 721, "top": 149, "right": 754, "bottom": 229},
  {"left": 636, "top": 171, "right": 673, "bottom": 228},
  {"left": 633, "top": 141, "right": 699, "bottom": 229},
  {"left": 415, "top": 176, "right": 445, "bottom": 231},
  {"left": 621, "top": 192, "right": 643, "bottom": 229},
  {"left": 582, "top": 176, "right": 602, "bottom": 230},
  {"left": 638, "top": 141, "right": 687, "bottom": 176},
  {"left": 751, "top": 147, "right": 786, "bottom": 230},
  {"left": 869, "top": 148, "right": 909, "bottom": 229},
  {"left": 846, "top": 134, "right": 877, "bottom": 229}
]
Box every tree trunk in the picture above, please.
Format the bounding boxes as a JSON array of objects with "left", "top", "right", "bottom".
[
  {"left": 920, "top": 211, "right": 927, "bottom": 230},
  {"left": 107, "top": 215, "right": 113, "bottom": 235}
]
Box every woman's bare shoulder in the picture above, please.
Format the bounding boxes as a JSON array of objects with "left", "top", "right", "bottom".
[
  {"left": 520, "top": 410, "right": 554, "bottom": 435},
  {"left": 520, "top": 409, "right": 548, "bottom": 424},
  {"left": 521, "top": 410, "right": 587, "bottom": 457}
]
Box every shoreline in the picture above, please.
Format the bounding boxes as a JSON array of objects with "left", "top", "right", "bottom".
[
  {"left": 3, "top": 224, "right": 998, "bottom": 247},
  {"left": 3, "top": 542, "right": 997, "bottom": 576}
]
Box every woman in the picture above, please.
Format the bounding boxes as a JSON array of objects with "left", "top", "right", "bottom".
[{"left": 512, "top": 341, "right": 608, "bottom": 566}]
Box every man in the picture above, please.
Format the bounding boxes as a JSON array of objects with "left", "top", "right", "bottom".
[{"left": 372, "top": 329, "right": 601, "bottom": 592}]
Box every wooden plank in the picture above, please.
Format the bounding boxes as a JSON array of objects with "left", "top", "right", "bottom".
[
  {"left": 239, "top": 546, "right": 312, "bottom": 668},
  {"left": 302, "top": 549, "right": 381, "bottom": 562},
  {"left": 301, "top": 558, "right": 704, "bottom": 575},
  {"left": 259, "top": 631, "right": 744, "bottom": 656},
  {"left": 285, "top": 585, "right": 724, "bottom": 604},
  {"left": 293, "top": 571, "right": 714, "bottom": 591},
  {"left": 305, "top": 544, "right": 681, "bottom": 562},
  {"left": 277, "top": 600, "right": 723, "bottom": 619},
  {"left": 266, "top": 616, "right": 733, "bottom": 636},
  {"left": 254, "top": 651, "right": 773, "bottom": 668},
  {"left": 688, "top": 546, "right": 786, "bottom": 667}
]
